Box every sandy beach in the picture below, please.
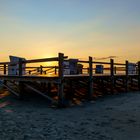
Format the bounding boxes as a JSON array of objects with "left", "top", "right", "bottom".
[{"left": 0, "top": 91, "right": 140, "bottom": 140}]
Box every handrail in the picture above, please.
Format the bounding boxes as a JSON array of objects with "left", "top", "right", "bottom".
[
  {"left": 0, "top": 56, "right": 68, "bottom": 65},
  {"left": 114, "top": 63, "right": 126, "bottom": 66},
  {"left": 93, "top": 61, "right": 110, "bottom": 65},
  {"left": 24, "top": 56, "right": 67, "bottom": 64},
  {"left": 0, "top": 62, "right": 9, "bottom": 65}
]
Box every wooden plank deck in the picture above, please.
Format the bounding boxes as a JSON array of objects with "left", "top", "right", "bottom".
[{"left": 0, "top": 73, "right": 138, "bottom": 83}]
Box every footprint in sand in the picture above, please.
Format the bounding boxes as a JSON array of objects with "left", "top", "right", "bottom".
[{"left": 127, "top": 119, "right": 136, "bottom": 124}]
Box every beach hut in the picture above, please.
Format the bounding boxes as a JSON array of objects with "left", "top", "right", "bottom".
[
  {"left": 63, "top": 61, "right": 70, "bottom": 75},
  {"left": 63, "top": 59, "right": 79, "bottom": 75},
  {"left": 95, "top": 65, "right": 104, "bottom": 74},
  {"left": 128, "top": 63, "right": 136, "bottom": 74},
  {"left": 77, "top": 64, "right": 83, "bottom": 74},
  {"left": 8, "top": 56, "right": 26, "bottom": 75},
  {"left": 69, "top": 59, "right": 79, "bottom": 74}
]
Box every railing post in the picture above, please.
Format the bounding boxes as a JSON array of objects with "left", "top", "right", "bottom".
[
  {"left": 3, "top": 64, "right": 6, "bottom": 75},
  {"left": 87, "top": 67, "right": 89, "bottom": 74},
  {"left": 29, "top": 70, "right": 31, "bottom": 75},
  {"left": 110, "top": 59, "right": 114, "bottom": 94},
  {"left": 110, "top": 59, "right": 114, "bottom": 76},
  {"left": 44, "top": 71, "right": 46, "bottom": 75},
  {"left": 18, "top": 58, "right": 23, "bottom": 76},
  {"left": 18, "top": 58, "right": 24, "bottom": 99},
  {"left": 3, "top": 64, "right": 7, "bottom": 87},
  {"left": 88, "top": 56, "right": 93, "bottom": 100},
  {"left": 125, "top": 60, "right": 129, "bottom": 92},
  {"left": 55, "top": 66, "right": 57, "bottom": 75},
  {"left": 58, "top": 53, "right": 64, "bottom": 106},
  {"left": 40, "top": 65, "right": 43, "bottom": 75},
  {"left": 114, "top": 66, "right": 117, "bottom": 74},
  {"left": 138, "top": 61, "right": 140, "bottom": 90}
]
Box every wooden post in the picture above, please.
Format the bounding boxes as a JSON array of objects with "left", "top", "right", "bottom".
[
  {"left": 110, "top": 59, "right": 114, "bottom": 94},
  {"left": 18, "top": 58, "right": 23, "bottom": 76},
  {"left": 110, "top": 59, "right": 114, "bottom": 76},
  {"left": 114, "top": 66, "right": 117, "bottom": 74},
  {"left": 40, "top": 65, "right": 43, "bottom": 75},
  {"left": 68, "top": 80, "right": 74, "bottom": 100},
  {"left": 138, "top": 61, "right": 140, "bottom": 90},
  {"left": 29, "top": 70, "right": 31, "bottom": 75},
  {"left": 18, "top": 58, "right": 24, "bottom": 98},
  {"left": 47, "top": 82, "right": 51, "bottom": 94},
  {"left": 125, "top": 60, "right": 129, "bottom": 92},
  {"left": 3, "top": 64, "right": 6, "bottom": 75},
  {"left": 3, "top": 64, "right": 7, "bottom": 87},
  {"left": 58, "top": 53, "right": 64, "bottom": 106},
  {"left": 18, "top": 81, "right": 25, "bottom": 99},
  {"left": 88, "top": 56, "right": 93, "bottom": 100},
  {"left": 55, "top": 66, "right": 57, "bottom": 75}
]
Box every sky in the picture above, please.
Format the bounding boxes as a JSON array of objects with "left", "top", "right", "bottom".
[{"left": 0, "top": 0, "right": 140, "bottom": 63}]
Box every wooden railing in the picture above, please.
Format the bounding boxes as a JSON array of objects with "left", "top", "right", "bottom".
[{"left": 0, "top": 53, "right": 139, "bottom": 77}]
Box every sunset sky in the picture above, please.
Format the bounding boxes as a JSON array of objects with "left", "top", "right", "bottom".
[{"left": 0, "top": 0, "right": 140, "bottom": 63}]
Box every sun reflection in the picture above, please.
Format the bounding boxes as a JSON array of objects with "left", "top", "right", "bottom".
[
  {"left": 0, "top": 91, "right": 12, "bottom": 110},
  {"left": 0, "top": 101, "right": 10, "bottom": 108}
]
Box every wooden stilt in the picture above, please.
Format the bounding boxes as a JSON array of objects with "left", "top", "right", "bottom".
[
  {"left": 55, "top": 66, "right": 57, "bottom": 75},
  {"left": 110, "top": 59, "right": 114, "bottom": 94},
  {"left": 69, "top": 80, "right": 74, "bottom": 100},
  {"left": 125, "top": 60, "right": 129, "bottom": 92},
  {"left": 3, "top": 64, "right": 7, "bottom": 88},
  {"left": 58, "top": 53, "right": 64, "bottom": 106},
  {"left": 88, "top": 56, "right": 93, "bottom": 100},
  {"left": 114, "top": 66, "right": 117, "bottom": 74},
  {"left": 138, "top": 61, "right": 140, "bottom": 90},
  {"left": 3, "top": 64, "right": 6, "bottom": 75},
  {"left": 18, "top": 81, "right": 25, "bottom": 99},
  {"left": 47, "top": 82, "right": 51, "bottom": 94}
]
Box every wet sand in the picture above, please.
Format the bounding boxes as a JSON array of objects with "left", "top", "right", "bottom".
[{"left": 1, "top": 91, "right": 140, "bottom": 140}]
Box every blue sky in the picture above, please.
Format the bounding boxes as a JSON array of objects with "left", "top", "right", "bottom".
[{"left": 0, "top": 0, "right": 140, "bottom": 62}]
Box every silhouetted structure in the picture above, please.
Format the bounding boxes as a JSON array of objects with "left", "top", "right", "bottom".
[{"left": 0, "top": 53, "right": 140, "bottom": 107}]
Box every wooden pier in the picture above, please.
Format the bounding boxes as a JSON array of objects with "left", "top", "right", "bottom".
[{"left": 0, "top": 53, "right": 140, "bottom": 107}]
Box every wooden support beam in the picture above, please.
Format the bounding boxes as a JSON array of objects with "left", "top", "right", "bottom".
[
  {"left": 138, "top": 61, "right": 140, "bottom": 90},
  {"left": 58, "top": 53, "right": 64, "bottom": 106},
  {"left": 0, "top": 82, "right": 19, "bottom": 97},
  {"left": 125, "top": 60, "right": 129, "bottom": 92},
  {"left": 88, "top": 56, "right": 93, "bottom": 100},
  {"left": 24, "top": 83, "right": 56, "bottom": 103}
]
